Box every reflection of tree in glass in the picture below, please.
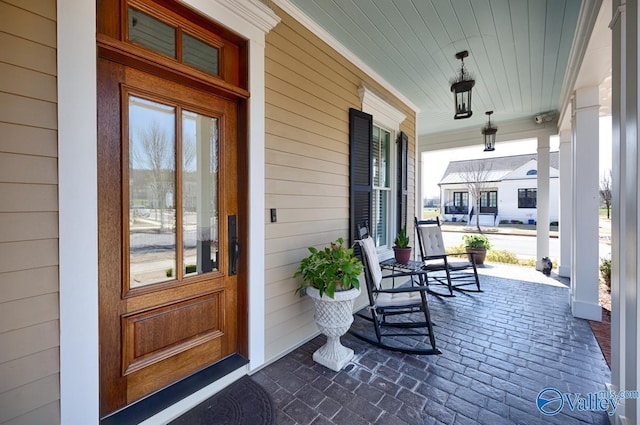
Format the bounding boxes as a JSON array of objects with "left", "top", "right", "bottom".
[
  {"left": 132, "top": 120, "right": 175, "bottom": 231},
  {"left": 183, "top": 135, "right": 196, "bottom": 172}
]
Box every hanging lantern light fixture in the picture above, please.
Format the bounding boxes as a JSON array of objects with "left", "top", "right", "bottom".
[
  {"left": 482, "top": 111, "right": 497, "bottom": 152},
  {"left": 450, "top": 50, "right": 475, "bottom": 119}
]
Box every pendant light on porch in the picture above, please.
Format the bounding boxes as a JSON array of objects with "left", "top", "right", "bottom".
[
  {"left": 482, "top": 111, "right": 497, "bottom": 152},
  {"left": 450, "top": 50, "right": 475, "bottom": 120}
]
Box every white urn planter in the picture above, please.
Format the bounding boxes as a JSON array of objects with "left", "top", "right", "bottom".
[{"left": 307, "top": 286, "right": 360, "bottom": 371}]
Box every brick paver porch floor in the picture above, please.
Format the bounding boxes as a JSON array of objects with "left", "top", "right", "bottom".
[{"left": 253, "top": 265, "right": 611, "bottom": 425}]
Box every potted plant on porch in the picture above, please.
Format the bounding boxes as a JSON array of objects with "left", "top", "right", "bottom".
[
  {"left": 393, "top": 226, "right": 412, "bottom": 264},
  {"left": 462, "top": 233, "right": 492, "bottom": 265},
  {"left": 294, "top": 238, "right": 363, "bottom": 371}
]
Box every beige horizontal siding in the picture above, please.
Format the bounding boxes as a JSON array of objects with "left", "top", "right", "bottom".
[
  {"left": 0, "top": 374, "right": 59, "bottom": 424},
  {"left": 0, "top": 62, "right": 57, "bottom": 103},
  {"left": 0, "top": 348, "right": 59, "bottom": 394},
  {"left": 0, "top": 123, "right": 57, "bottom": 158},
  {"left": 0, "top": 93, "right": 57, "bottom": 130},
  {"left": 0, "top": 267, "right": 58, "bottom": 304},
  {"left": 0, "top": 321, "right": 59, "bottom": 365},
  {"left": 2, "top": 401, "right": 59, "bottom": 425},
  {"left": 0, "top": 1, "right": 60, "bottom": 424},
  {"left": 0, "top": 153, "right": 57, "bottom": 185},
  {"left": 0, "top": 33, "right": 56, "bottom": 76},
  {"left": 0, "top": 183, "right": 58, "bottom": 212},
  {"left": 0, "top": 2, "right": 56, "bottom": 48},
  {"left": 0, "top": 293, "right": 59, "bottom": 334},
  {"left": 3, "top": 0, "right": 56, "bottom": 20},
  {"left": 264, "top": 130, "right": 348, "bottom": 165},
  {"left": 0, "top": 240, "right": 58, "bottom": 274},
  {"left": 264, "top": 7, "right": 416, "bottom": 361},
  {"left": 0, "top": 213, "right": 58, "bottom": 243}
]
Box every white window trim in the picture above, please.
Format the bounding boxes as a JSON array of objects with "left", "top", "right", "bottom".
[
  {"left": 359, "top": 86, "right": 406, "bottom": 258},
  {"left": 359, "top": 86, "right": 406, "bottom": 132},
  {"left": 372, "top": 125, "right": 393, "bottom": 252}
]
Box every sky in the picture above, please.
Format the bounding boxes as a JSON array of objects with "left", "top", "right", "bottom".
[{"left": 421, "top": 116, "right": 613, "bottom": 199}]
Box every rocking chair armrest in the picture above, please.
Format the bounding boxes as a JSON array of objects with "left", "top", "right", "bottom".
[
  {"left": 380, "top": 270, "right": 424, "bottom": 280},
  {"left": 446, "top": 251, "right": 468, "bottom": 257},
  {"left": 373, "top": 285, "right": 430, "bottom": 294},
  {"left": 424, "top": 254, "right": 448, "bottom": 261}
]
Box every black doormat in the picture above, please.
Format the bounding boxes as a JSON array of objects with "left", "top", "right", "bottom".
[{"left": 169, "top": 376, "right": 275, "bottom": 425}]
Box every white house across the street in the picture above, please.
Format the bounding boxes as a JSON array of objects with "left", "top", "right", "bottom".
[{"left": 438, "top": 152, "right": 559, "bottom": 227}]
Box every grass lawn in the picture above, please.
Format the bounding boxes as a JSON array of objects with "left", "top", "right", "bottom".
[{"left": 422, "top": 208, "right": 440, "bottom": 220}]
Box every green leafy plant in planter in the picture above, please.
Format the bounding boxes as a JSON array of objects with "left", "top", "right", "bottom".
[
  {"left": 294, "top": 237, "right": 362, "bottom": 299},
  {"left": 293, "top": 237, "right": 364, "bottom": 371},
  {"left": 462, "top": 234, "right": 492, "bottom": 249},
  {"left": 393, "top": 226, "right": 412, "bottom": 263},
  {"left": 462, "top": 234, "right": 492, "bottom": 265}
]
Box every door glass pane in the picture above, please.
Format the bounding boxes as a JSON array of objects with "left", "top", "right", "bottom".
[
  {"left": 183, "top": 33, "right": 220, "bottom": 76},
  {"left": 129, "top": 96, "right": 176, "bottom": 287},
  {"left": 182, "top": 110, "right": 219, "bottom": 276},
  {"left": 128, "top": 7, "right": 176, "bottom": 58}
]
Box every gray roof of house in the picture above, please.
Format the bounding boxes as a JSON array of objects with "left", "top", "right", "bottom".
[{"left": 438, "top": 152, "right": 559, "bottom": 185}]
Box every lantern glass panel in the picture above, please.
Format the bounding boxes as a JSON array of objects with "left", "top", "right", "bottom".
[{"left": 453, "top": 86, "right": 473, "bottom": 119}]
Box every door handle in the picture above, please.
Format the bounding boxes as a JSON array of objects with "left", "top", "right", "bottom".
[{"left": 228, "top": 215, "right": 239, "bottom": 275}]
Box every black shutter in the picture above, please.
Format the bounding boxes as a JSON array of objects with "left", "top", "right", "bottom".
[
  {"left": 349, "top": 108, "right": 373, "bottom": 245},
  {"left": 397, "top": 131, "right": 408, "bottom": 233}
]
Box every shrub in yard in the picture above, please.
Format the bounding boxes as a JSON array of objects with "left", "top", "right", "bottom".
[
  {"left": 600, "top": 257, "right": 611, "bottom": 290},
  {"left": 486, "top": 249, "right": 519, "bottom": 264}
]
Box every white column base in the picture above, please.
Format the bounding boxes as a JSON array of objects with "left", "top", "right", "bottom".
[
  {"left": 571, "top": 297, "right": 602, "bottom": 321},
  {"left": 558, "top": 265, "right": 571, "bottom": 277}
]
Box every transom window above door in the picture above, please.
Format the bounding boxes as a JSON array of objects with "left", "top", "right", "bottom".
[
  {"left": 127, "top": 5, "right": 221, "bottom": 76},
  {"left": 97, "top": 0, "right": 248, "bottom": 90}
]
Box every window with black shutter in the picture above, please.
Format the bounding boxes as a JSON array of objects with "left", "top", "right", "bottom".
[
  {"left": 349, "top": 109, "right": 408, "bottom": 249},
  {"left": 397, "top": 131, "right": 408, "bottom": 234},
  {"left": 349, "top": 108, "right": 373, "bottom": 245}
]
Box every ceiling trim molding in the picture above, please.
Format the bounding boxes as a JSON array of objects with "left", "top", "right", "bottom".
[
  {"left": 359, "top": 86, "right": 406, "bottom": 131},
  {"left": 419, "top": 117, "right": 559, "bottom": 153},
  {"left": 272, "top": 0, "right": 419, "bottom": 113},
  {"left": 557, "top": 0, "right": 603, "bottom": 128}
]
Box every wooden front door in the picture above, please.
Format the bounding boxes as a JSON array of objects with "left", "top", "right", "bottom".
[{"left": 97, "top": 59, "right": 241, "bottom": 415}]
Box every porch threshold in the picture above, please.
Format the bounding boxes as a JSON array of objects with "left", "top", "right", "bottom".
[{"left": 101, "top": 354, "right": 249, "bottom": 425}]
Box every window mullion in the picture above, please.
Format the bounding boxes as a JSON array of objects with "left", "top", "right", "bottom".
[{"left": 176, "top": 106, "right": 184, "bottom": 280}]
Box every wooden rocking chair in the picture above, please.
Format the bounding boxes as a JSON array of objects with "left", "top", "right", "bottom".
[
  {"left": 414, "top": 217, "right": 481, "bottom": 296},
  {"left": 349, "top": 227, "right": 440, "bottom": 355}
]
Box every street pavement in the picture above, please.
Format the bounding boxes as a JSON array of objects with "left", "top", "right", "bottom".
[{"left": 440, "top": 220, "right": 612, "bottom": 261}]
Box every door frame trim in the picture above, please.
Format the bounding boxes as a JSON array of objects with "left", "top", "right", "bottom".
[{"left": 58, "top": 1, "right": 279, "bottom": 423}]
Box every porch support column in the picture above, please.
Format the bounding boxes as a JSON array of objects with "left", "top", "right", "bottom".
[
  {"left": 535, "top": 135, "right": 550, "bottom": 270},
  {"left": 570, "top": 86, "right": 601, "bottom": 321},
  {"left": 558, "top": 130, "right": 572, "bottom": 277},
  {"left": 612, "top": 1, "right": 638, "bottom": 421}
]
